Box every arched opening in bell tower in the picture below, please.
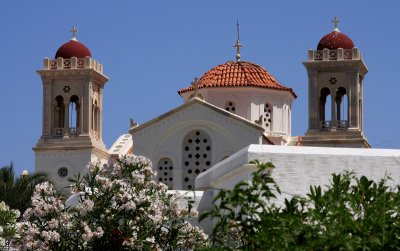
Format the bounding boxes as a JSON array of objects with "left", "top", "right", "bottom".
[
  {"left": 319, "top": 88, "right": 331, "bottom": 129},
  {"left": 54, "top": 96, "right": 65, "bottom": 136},
  {"left": 69, "top": 95, "right": 80, "bottom": 136},
  {"left": 91, "top": 100, "right": 99, "bottom": 139},
  {"left": 335, "top": 87, "right": 348, "bottom": 128}
]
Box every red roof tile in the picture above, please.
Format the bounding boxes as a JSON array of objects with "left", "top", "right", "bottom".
[{"left": 178, "top": 61, "right": 296, "bottom": 98}]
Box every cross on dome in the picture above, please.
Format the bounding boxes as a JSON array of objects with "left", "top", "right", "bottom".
[
  {"left": 332, "top": 16, "right": 340, "bottom": 31},
  {"left": 191, "top": 77, "right": 200, "bottom": 94},
  {"left": 70, "top": 26, "right": 78, "bottom": 41},
  {"left": 233, "top": 20, "right": 243, "bottom": 61}
]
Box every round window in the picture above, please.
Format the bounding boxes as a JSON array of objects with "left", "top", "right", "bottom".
[{"left": 58, "top": 167, "right": 68, "bottom": 177}]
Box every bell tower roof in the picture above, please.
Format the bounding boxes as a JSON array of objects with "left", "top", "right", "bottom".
[
  {"left": 317, "top": 17, "right": 355, "bottom": 50},
  {"left": 55, "top": 26, "right": 92, "bottom": 59}
]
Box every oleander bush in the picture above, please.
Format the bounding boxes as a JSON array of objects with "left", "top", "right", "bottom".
[{"left": 15, "top": 156, "right": 207, "bottom": 251}]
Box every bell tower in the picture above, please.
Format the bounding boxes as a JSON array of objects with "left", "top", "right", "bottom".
[
  {"left": 302, "top": 18, "right": 370, "bottom": 148},
  {"left": 33, "top": 27, "right": 109, "bottom": 191}
]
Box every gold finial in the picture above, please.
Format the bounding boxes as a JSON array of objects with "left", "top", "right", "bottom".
[
  {"left": 332, "top": 16, "right": 340, "bottom": 31},
  {"left": 70, "top": 26, "right": 78, "bottom": 41},
  {"left": 233, "top": 20, "right": 243, "bottom": 61}
]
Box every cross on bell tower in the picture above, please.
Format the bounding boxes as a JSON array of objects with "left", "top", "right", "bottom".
[
  {"left": 332, "top": 16, "right": 340, "bottom": 29},
  {"left": 69, "top": 26, "right": 78, "bottom": 40}
]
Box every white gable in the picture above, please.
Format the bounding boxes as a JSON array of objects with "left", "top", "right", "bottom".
[{"left": 130, "top": 98, "right": 264, "bottom": 190}]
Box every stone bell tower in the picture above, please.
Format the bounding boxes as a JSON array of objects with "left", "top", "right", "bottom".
[
  {"left": 302, "top": 18, "right": 370, "bottom": 148},
  {"left": 33, "top": 27, "right": 109, "bottom": 191}
]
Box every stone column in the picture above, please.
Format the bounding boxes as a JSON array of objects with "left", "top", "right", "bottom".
[
  {"left": 42, "top": 80, "right": 52, "bottom": 137},
  {"left": 331, "top": 89, "right": 336, "bottom": 129},
  {"left": 63, "top": 101, "right": 70, "bottom": 138},
  {"left": 99, "top": 88, "right": 103, "bottom": 141},
  {"left": 349, "top": 73, "right": 359, "bottom": 129}
]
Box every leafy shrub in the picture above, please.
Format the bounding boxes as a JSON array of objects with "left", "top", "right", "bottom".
[{"left": 201, "top": 160, "right": 400, "bottom": 250}]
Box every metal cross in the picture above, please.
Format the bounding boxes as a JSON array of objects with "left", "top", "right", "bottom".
[
  {"left": 233, "top": 20, "right": 243, "bottom": 61},
  {"left": 191, "top": 77, "right": 199, "bottom": 93},
  {"left": 70, "top": 26, "right": 78, "bottom": 39},
  {"left": 332, "top": 16, "right": 340, "bottom": 29}
]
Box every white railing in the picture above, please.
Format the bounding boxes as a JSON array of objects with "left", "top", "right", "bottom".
[
  {"left": 70, "top": 127, "right": 78, "bottom": 136},
  {"left": 336, "top": 120, "right": 348, "bottom": 130},
  {"left": 320, "top": 120, "right": 348, "bottom": 130},
  {"left": 320, "top": 121, "right": 332, "bottom": 129},
  {"left": 54, "top": 127, "right": 79, "bottom": 136}
]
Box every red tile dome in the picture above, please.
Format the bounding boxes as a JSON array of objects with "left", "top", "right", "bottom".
[
  {"left": 317, "top": 28, "right": 354, "bottom": 50},
  {"left": 55, "top": 39, "right": 92, "bottom": 59},
  {"left": 178, "top": 60, "right": 296, "bottom": 98}
]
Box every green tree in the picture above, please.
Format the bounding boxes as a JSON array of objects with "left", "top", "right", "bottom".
[
  {"left": 200, "top": 161, "right": 400, "bottom": 250},
  {"left": 0, "top": 163, "right": 48, "bottom": 214}
]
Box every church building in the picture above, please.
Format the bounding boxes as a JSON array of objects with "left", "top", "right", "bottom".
[
  {"left": 33, "top": 18, "right": 399, "bottom": 205},
  {"left": 130, "top": 30, "right": 297, "bottom": 190}
]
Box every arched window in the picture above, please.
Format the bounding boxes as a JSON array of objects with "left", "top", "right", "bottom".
[
  {"left": 359, "top": 99, "right": 362, "bottom": 129},
  {"left": 94, "top": 101, "right": 98, "bottom": 133},
  {"left": 319, "top": 88, "right": 331, "bottom": 128},
  {"left": 91, "top": 103, "right": 94, "bottom": 130},
  {"left": 157, "top": 158, "right": 174, "bottom": 189},
  {"left": 335, "top": 87, "right": 347, "bottom": 128},
  {"left": 91, "top": 100, "right": 99, "bottom": 138},
  {"left": 69, "top": 95, "right": 80, "bottom": 136},
  {"left": 225, "top": 101, "right": 236, "bottom": 114},
  {"left": 182, "top": 130, "right": 212, "bottom": 190},
  {"left": 263, "top": 103, "right": 272, "bottom": 131},
  {"left": 54, "top": 96, "right": 65, "bottom": 136}
]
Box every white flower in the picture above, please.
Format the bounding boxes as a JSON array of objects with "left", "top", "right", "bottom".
[{"left": 77, "top": 198, "right": 94, "bottom": 216}]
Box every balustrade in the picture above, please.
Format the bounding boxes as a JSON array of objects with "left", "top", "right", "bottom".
[
  {"left": 309, "top": 48, "right": 359, "bottom": 61},
  {"left": 43, "top": 57, "right": 103, "bottom": 74},
  {"left": 55, "top": 128, "right": 64, "bottom": 136},
  {"left": 53, "top": 127, "right": 80, "bottom": 137},
  {"left": 320, "top": 120, "right": 348, "bottom": 130},
  {"left": 70, "top": 128, "right": 77, "bottom": 136}
]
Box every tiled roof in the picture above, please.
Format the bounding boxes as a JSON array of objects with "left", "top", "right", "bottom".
[{"left": 178, "top": 60, "right": 297, "bottom": 98}]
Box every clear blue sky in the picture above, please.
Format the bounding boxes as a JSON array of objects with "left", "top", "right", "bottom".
[{"left": 1, "top": 1, "right": 400, "bottom": 176}]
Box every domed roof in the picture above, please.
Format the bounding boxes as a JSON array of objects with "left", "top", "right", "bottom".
[
  {"left": 317, "top": 28, "right": 354, "bottom": 50},
  {"left": 178, "top": 60, "right": 296, "bottom": 98},
  {"left": 55, "top": 38, "right": 92, "bottom": 59}
]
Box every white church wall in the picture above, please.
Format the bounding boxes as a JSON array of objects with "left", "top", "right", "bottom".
[
  {"left": 131, "top": 101, "right": 263, "bottom": 190},
  {"left": 183, "top": 87, "right": 294, "bottom": 140},
  {"left": 35, "top": 149, "right": 107, "bottom": 193},
  {"left": 197, "top": 144, "right": 400, "bottom": 203}
]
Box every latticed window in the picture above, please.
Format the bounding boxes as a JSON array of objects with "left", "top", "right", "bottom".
[
  {"left": 182, "top": 130, "right": 212, "bottom": 190},
  {"left": 157, "top": 158, "right": 173, "bottom": 189},
  {"left": 263, "top": 103, "right": 272, "bottom": 131},
  {"left": 225, "top": 101, "right": 236, "bottom": 114}
]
